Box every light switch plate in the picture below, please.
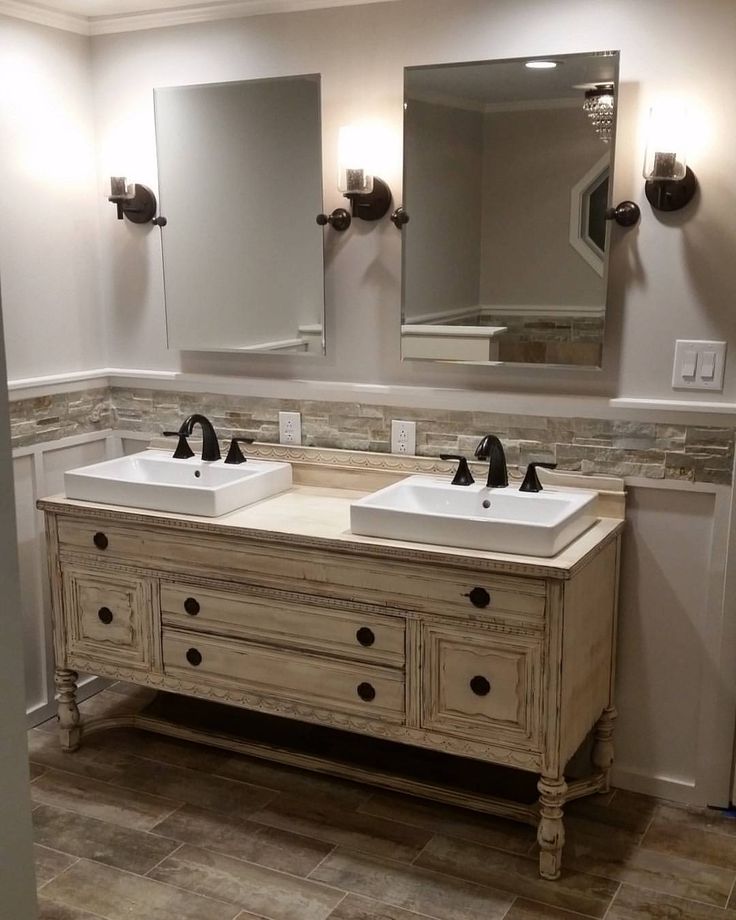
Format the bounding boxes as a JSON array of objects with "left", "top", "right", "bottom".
[{"left": 672, "top": 340, "right": 727, "bottom": 390}]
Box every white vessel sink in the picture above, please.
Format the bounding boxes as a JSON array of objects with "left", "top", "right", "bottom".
[
  {"left": 64, "top": 450, "right": 292, "bottom": 517},
  {"left": 350, "top": 475, "right": 597, "bottom": 557}
]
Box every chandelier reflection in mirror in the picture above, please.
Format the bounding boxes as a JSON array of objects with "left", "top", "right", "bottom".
[{"left": 582, "top": 84, "right": 615, "bottom": 143}]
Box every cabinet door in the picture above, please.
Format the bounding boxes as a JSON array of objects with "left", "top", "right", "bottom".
[
  {"left": 61, "top": 567, "right": 154, "bottom": 671},
  {"left": 421, "top": 625, "right": 542, "bottom": 750}
]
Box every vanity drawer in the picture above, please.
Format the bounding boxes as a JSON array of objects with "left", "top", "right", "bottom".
[
  {"left": 61, "top": 566, "right": 153, "bottom": 670},
  {"left": 58, "top": 517, "right": 545, "bottom": 625},
  {"left": 161, "top": 583, "right": 405, "bottom": 667},
  {"left": 421, "top": 625, "right": 542, "bottom": 750},
  {"left": 162, "top": 629, "right": 405, "bottom": 723}
]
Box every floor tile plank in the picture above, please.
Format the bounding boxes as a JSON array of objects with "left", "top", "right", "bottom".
[
  {"left": 608, "top": 882, "right": 733, "bottom": 919},
  {"left": 149, "top": 843, "right": 344, "bottom": 920},
  {"left": 250, "top": 794, "right": 432, "bottom": 862},
  {"left": 311, "top": 848, "right": 514, "bottom": 920},
  {"left": 359, "top": 791, "right": 535, "bottom": 855},
  {"left": 34, "top": 803, "right": 180, "bottom": 875},
  {"left": 40, "top": 858, "right": 241, "bottom": 920},
  {"left": 415, "top": 834, "right": 618, "bottom": 918},
  {"left": 31, "top": 769, "right": 181, "bottom": 832},
  {"left": 34, "top": 844, "right": 77, "bottom": 886},
  {"left": 150, "top": 803, "right": 333, "bottom": 876}
]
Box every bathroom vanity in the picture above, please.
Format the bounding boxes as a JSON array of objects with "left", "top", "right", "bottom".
[{"left": 39, "top": 445, "right": 624, "bottom": 880}]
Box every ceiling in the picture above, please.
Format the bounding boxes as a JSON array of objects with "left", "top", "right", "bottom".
[{"left": 0, "top": 0, "right": 398, "bottom": 35}]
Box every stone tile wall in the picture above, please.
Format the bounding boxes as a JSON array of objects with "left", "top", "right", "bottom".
[
  {"left": 10, "top": 388, "right": 112, "bottom": 449},
  {"left": 8, "top": 384, "right": 735, "bottom": 484}
]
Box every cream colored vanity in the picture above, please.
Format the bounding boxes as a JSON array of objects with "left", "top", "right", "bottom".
[{"left": 39, "top": 446, "right": 624, "bottom": 880}]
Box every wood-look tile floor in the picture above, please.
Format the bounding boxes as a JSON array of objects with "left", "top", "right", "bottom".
[{"left": 28, "top": 685, "right": 736, "bottom": 919}]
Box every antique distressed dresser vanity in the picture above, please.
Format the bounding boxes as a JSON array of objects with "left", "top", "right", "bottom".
[{"left": 39, "top": 444, "right": 624, "bottom": 879}]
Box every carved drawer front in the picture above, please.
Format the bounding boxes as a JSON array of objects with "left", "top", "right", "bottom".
[
  {"left": 161, "top": 583, "right": 405, "bottom": 668},
  {"left": 421, "top": 625, "right": 542, "bottom": 750},
  {"left": 62, "top": 566, "right": 153, "bottom": 670},
  {"left": 162, "top": 629, "right": 405, "bottom": 723},
  {"left": 57, "top": 517, "right": 544, "bottom": 624}
]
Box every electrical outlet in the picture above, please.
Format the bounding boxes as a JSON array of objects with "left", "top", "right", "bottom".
[
  {"left": 391, "top": 420, "right": 416, "bottom": 455},
  {"left": 278, "top": 411, "right": 302, "bottom": 445}
]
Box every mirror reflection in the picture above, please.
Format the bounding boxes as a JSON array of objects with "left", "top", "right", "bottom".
[
  {"left": 155, "top": 75, "right": 325, "bottom": 354},
  {"left": 401, "top": 51, "right": 619, "bottom": 367}
]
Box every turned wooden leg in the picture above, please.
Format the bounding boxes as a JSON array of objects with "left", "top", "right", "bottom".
[
  {"left": 592, "top": 705, "right": 617, "bottom": 793},
  {"left": 55, "top": 668, "right": 81, "bottom": 752},
  {"left": 537, "top": 774, "right": 567, "bottom": 880}
]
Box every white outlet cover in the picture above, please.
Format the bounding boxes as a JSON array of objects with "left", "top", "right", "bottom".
[
  {"left": 278, "top": 410, "right": 302, "bottom": 444},
  {"left": 672, "top": 340, "right": 727, "bottom": 391},
  {"left": 391, "top": 420, "right": 416, "bottom": 455}
]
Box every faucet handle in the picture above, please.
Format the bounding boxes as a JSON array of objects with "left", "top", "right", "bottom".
[
  {"left": 440, "top": 454, "right": 475, "bottom": 487},
  {"left": 520, "top": 462, "right": 557, "bottom": 493},
  {"left": 163, "top": 430, "right": 195, "bottom": 460},
  {"left": 224, "top": 437, "right": 255, "bottom": 465}
]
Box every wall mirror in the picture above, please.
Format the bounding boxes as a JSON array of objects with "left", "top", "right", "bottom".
[
  {"left": 155, "top": 75, "right": 325, "bottom": 355},
  {"left": 400, "top": 51, "right": 619, "bottom": 367}
]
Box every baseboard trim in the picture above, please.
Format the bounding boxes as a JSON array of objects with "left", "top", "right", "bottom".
[{"left": 611, "top": 766, "right": 701, "bottom": 806}]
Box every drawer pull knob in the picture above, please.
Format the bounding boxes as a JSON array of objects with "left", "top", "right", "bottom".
[
  {"left": 464, "top": 587, "right": 491, "bottom": 608},
  {"left": 93, "top": 532, "right": 108, "bottom": 550},
  {"left": 186, "top": 648, "right": 203, "bottom": 667},
  {"left": 184, "top": 597, "right": 200, "bottom": 616},
  {"left": 357, "top": 682, "right": 376, "bottom": 702},
  {"left": 470, "top": 675, "right": 491, "bottom": 696},
  {"left": 356, "top": 627, "right": 375, "bottom": 647},
  {"left": 97, "top": 607, "right": 113, "bottom": 625}
]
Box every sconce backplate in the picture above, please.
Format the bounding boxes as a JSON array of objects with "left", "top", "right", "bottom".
[
  {"left": 645, "top": 167, "right": 697, "bottom": 212},
  {"left": 346, "top": 176, "right": 392, "bottom": 221},
  {"left": 122, "top": 184, "right": 158, "bottom": 223}
]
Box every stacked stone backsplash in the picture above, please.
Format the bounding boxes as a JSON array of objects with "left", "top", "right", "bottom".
[
  {"left": 10, "top": 387, "right": 112, "bottom": 449},
  {"left": 9, "top": 384, "right": 735, "bottom": 485}
]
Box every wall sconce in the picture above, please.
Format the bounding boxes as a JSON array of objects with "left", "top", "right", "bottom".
[
  {"left": 108, "top": 177, "right": 167, "bottom": 225},
  {"left": 317, "top": 125, "right": 393, "bottom": 231},
  {"left": 643, "top": 106, "right": 697, "bottom": 211}
]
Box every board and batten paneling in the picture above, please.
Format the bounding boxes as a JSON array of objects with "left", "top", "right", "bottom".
[
  {"left": 614, "top": 479, "right": 736, "bottom": 807},
  {"left": 13, "top": 429, "right": 150, "bottom": 726}
]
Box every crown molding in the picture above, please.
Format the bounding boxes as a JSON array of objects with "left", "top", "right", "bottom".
[
  {"left": 0, "top": 0, "right": 88, "bottom": 33},
  {"left": 1, "top": 0, "right": 397, "bottom": 35}
]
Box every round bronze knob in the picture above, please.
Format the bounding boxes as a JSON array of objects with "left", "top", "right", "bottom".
[
  {"left": 356, "top": 627, "right": 375, "bottom": 647},
  {"left": 470, "top": 675, "right": 491, "bottom": 696},
  {"left": 186, "top": 648, "right": 202, "bottom": 667},
  {"left": 184, "top": 597, "right": 200, "bottom": 616},
  {"left": 93, "top": 532, "right": 108, "bottom": 550},
  {"left": 465, "top": 587, "right": 491, "bottom": 608},
  {"left": 357, "top": 682, "right": 376, "bottom": 702},
  {"left": 97, "top": 607, "right": 113, "bottom": 625}
]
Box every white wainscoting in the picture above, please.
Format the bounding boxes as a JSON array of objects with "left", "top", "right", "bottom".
[
  {"left": 14, "top": 429, "right": 151, "bottom": 727},
  {"left": 612, "top": 477, "right": 736, "bottom": 807}
]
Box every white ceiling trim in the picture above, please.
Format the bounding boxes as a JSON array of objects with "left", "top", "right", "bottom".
[
  {"left": 0, "top": 0, "right": 88, "bottom": 33},
  {"left": 0, "top": 0, "right": 397, "bottom": 35}
]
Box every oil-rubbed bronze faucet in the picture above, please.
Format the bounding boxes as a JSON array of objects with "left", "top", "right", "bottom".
[
  {"left": 178, "top": 414, "right": 221, "bottom": 462},
  {"left": 474, "top": 434, "right": 508, "bottom": 488}
]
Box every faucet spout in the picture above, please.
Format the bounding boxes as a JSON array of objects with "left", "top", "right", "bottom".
[
  {"left": 474, "top": 434, "right": 508, "bottom": 488},
  {"left": 180, "top": 414, "right": 221, "bottom": 462}
]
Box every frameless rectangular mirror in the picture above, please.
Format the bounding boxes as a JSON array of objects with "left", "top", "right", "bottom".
[
  {"left": 155, "top": 75, "right": 325, "bottom": 355},
  {"left": 400, "top": 51, "right": 619, "bottom": 367}
]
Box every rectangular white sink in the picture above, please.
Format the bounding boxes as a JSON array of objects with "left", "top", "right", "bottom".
[
  {"left": 64, "top": 450, "right": 292, "bottom": 517},
  {"left": 350, "top": 475, "right": 597, "bottom": 557}
]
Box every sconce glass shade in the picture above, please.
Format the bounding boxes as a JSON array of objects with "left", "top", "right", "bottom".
[
  {"left": 583, "top": 86, "right": 615, "bottom": 143},
  {"left": 643, "top": 106, "right": 688, "bottom": 181},
  {"left": 337, "top": 125, "right": 374, "bottom": 195},
  {"left": 109, "top": 176, "right": 135, "bottom": 201}
]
